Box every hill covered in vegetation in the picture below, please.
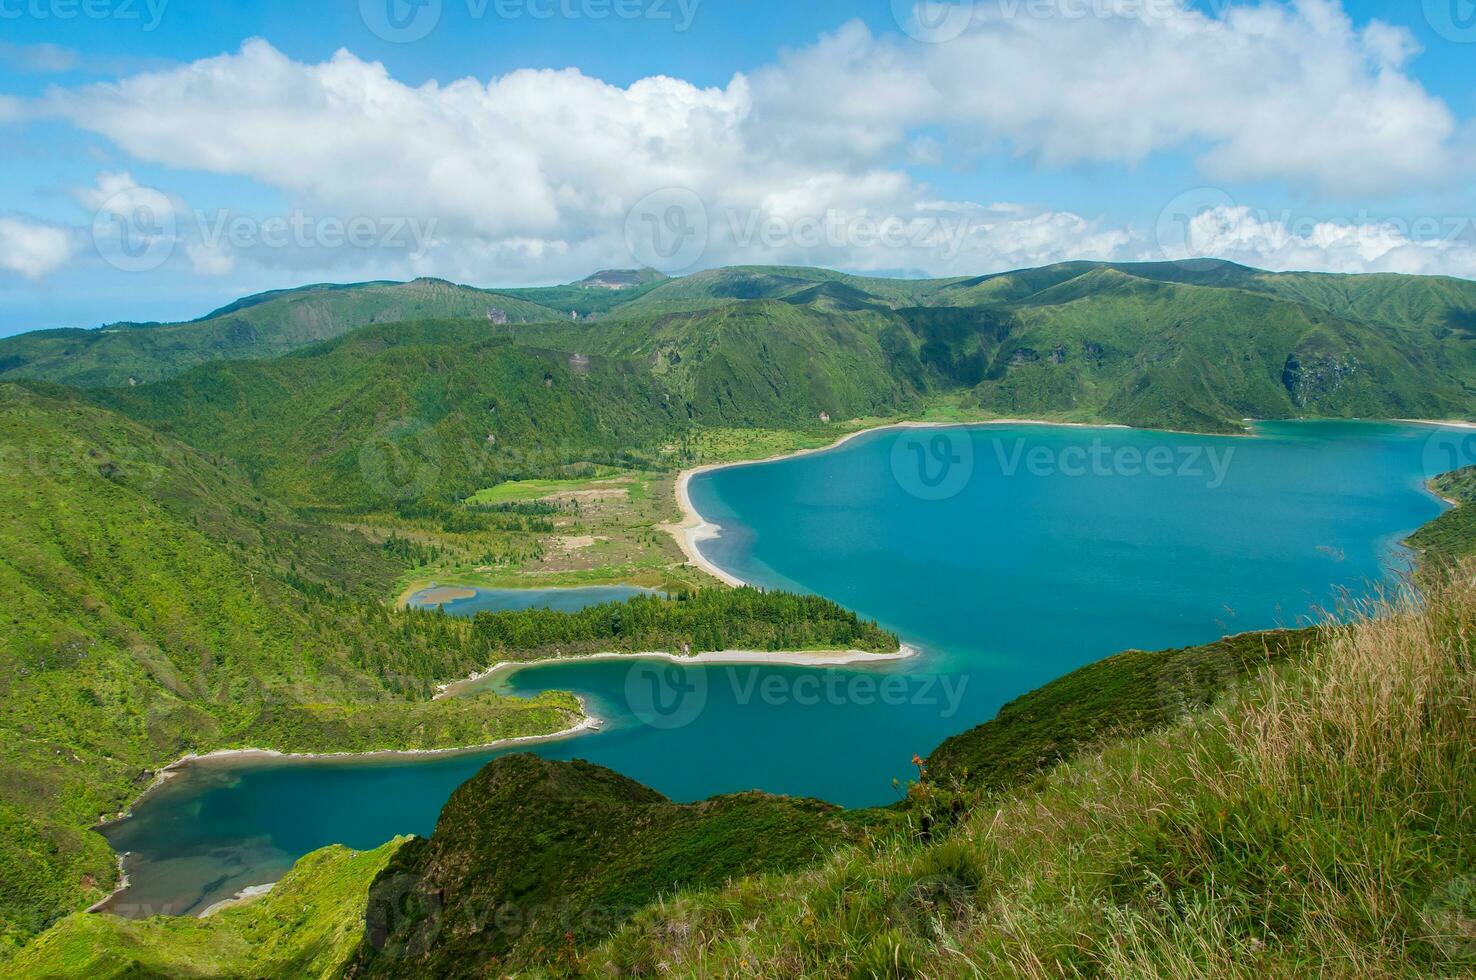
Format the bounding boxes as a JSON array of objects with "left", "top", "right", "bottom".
[
  {"left": 0, "top": 279, "right": 567, "bottom": 387},
  {"left": 7, "top": 262, "right": 1476, "bottom": 440},
  {"left": 344, "top": 755, "right": 892, "bottom": 977},
  {"left": 583, "top": 571, "right": 1475, "bottom": 977},
  {"left": 20, "top": 564, "right": 1473, "bottom": 977},
  {"left": 472, "top": 587, "right": 898, "bottom": 658},
  {"left": 0, "top": 384, "right": 596, "bottom": 950}
]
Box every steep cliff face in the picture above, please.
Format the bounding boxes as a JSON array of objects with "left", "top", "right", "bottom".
[{"left": 1282, "top": 351, "right": 1360, "bottom": 407}]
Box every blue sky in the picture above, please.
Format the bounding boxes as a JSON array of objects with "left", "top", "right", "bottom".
[{"left": 0, "top": 0, "right": 1473, "bottom": 336}]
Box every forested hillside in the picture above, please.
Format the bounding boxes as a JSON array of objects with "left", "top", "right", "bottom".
[
  {"left": 0, "top": 279, "right": 566, "bottom": 387},
  {"left": 0, "top": 386, "right": 583, "bottom": 949},
  {"left": 8, "top": 263, "right": 1476, "bottom": 439}
]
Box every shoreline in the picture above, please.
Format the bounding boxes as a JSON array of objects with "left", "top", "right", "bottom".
[
  {"left": 92, "top": 705, "right": 601, "bottom": 915},
  {"left": 434, "top": 643, "right": 921, "bottom": 700},
  {"left": 1397, "top": 418, "right": 1476, "bottom": 430},
  {"left": 95, "top": 698, "right": 602, "bottom": 833},
  {"left": 662, "top": 417, "right": 1144, "bottom": 586}
]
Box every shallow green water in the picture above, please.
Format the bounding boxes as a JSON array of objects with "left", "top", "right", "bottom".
[{"left": 102, "top": 421, "right": 1454, "bottom": 916}]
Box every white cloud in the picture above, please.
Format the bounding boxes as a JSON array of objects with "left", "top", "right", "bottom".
[
  {"left": 1159, "top": 203, "right": 1476, "bottom": 278},
  {"left": 20, "top": 2, "right": 1471, "bottom": 285},
  {"left": 0, "top": 218, "right": 75, "bottom": 280},
  {"left": 756, "top": 1, "right": 1454, "bottom": 195}
]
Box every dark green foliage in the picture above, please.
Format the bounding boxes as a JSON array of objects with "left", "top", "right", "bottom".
[
  {"left": 1408, "top": 465, "right": 1476, "bottom": 561},
  {"left": 87, "top": 322, "right": 679, "bottom": 507},
  {"left": 9, "top": 262, "right": 1476, "bottom": 441},
  {"left": 0, "top": 279, "right": 567, "bottom": 387},
  {"left": 344, "top": 754, "right": 891, "bottom": 976},
  {"left": 926, "top": 629, "right": 1317, "bottom": 792},
  {"left": 473, "top": 587, "right": 899, "bottom": 658},
  {"left": 0, "top": 385, "right": 580, "bottom": 949}
]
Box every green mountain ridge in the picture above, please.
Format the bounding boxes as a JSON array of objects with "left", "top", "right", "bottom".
[{"left": 0, "top": 279, "right": 569, "bottom": 387}]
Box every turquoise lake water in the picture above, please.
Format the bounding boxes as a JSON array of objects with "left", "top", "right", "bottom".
[
  {"left": 101, "top": 421, "right": 1455, "bottom": 916},
  {"left": 407, "top": 584, "right": 657, "bottom": 616}
]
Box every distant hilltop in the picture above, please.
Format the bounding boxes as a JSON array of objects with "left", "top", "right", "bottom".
[{"left": 576, "top": 268, "right": 669, "bottom": 290}]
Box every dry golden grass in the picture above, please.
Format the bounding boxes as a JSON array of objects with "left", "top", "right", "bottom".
[{"left": 580, "top": 570, "right": 1476, "bottom": 978}]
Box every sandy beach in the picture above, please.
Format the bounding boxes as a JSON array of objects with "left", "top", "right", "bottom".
[
  {"left": 1397, "top": 418, "right": 1476, "bottom": 430},
  {"left": 434, "top": 643, "right": 920, "bottom": 699},
  {"left": 97, "top": 699, "right": 602, "bottom": 835}
]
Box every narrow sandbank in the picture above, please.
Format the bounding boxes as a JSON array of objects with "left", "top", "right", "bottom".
[
  {"left": 406, "top": 584, "right": 479, "bottom": 607},
  {"left": 434, "top": 643, "right": 921, "bottom": 700},
  {"left": 1397, "top": 418, "right": 1476, "bottom": 430},
  {"left": 96, "top": 700, "right": 601, "bottom": 832}
]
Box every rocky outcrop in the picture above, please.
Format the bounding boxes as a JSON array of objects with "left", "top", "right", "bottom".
[{"left": 1282, "top": 352, "right": 1359, "bottom": 407}]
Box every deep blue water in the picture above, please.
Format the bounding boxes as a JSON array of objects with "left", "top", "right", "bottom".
[
  {"left": 407, "top": 585, "right": 657, "bottom": 616},
  {"left": 102, "top": 422, "right": 1454, "bottom": 916}
]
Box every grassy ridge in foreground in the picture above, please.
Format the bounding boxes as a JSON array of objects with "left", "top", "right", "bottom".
[
  {"left": 6, "top": 839, "right": 409, "bottom": 979},
  {"left": 343, "top": 755, "right": 896, "bottom": 977},
  {"left": 6, "top": 612, "right": 1306, "bottom": 976},
  {"left": 926, "top": 628, "right": 1317, "bottom": 793},
  {"left": 586, "top": 574, "right": 1476, "bottom": 977}
]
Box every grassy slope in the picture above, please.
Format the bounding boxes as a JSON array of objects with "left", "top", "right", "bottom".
[
  {"left": 587, "top": 572, "right": 1476, "bottom": 978},
  {"left": 926, "top": 628, "right": 1317, "bottom": 793},
  {"left": 88, "top": 321, "right": 680, "bottom": 508},
  {"left": 1408, "top": 465, "right": 1476, "bottom": 562},
  {"left": 0, "top": 279, "right": 566, "bottom": 387},
  {"left": 970, "top": 269, "right": 1474, "bottom": 432},
  {"left": 7, "top": 839, "right": 409, "bottom": 979},
  {"left": 343, "top": 755, "right": 895, "bottom": 977},
  {"left": 10, "top": 616, "right": 1332, "bottom": 977},
  {"left": 503, "top": 299, "right": 925, "bottom": 426},
  {"left": 511, "top": 265, "right": 1476, "bottom": 434},
  {"left": 0, "top": 385, "right": 583, "bottom": 950}
]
